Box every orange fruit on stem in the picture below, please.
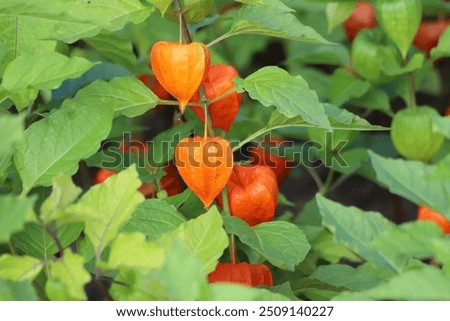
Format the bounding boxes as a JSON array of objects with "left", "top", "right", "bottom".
[
  {"left": 150, "top": 41, "right": 209, "bottom": 112},
  {"left": 218, "top": 165, "right": 278, "bottom": 226},
  {"left": 208, "top": 262, "right": 273, "bottom": 287},
  {"left": 417, "top": 206, "right": 450, "bottom": 235},
  {"left": 248, "top": 137, "right": 292, "bottom": 183},
  {"left": 413, "top": 20, "right": 449, "bottom": 54},
  {"left": 343, "top": 2, "right": 377, "bottom": 41},
  {"left": 190, "top": 64, "right": 242, "bottom": 132},
  {"left": 175, "top": 136, "right": 233, "bottom": 208}
]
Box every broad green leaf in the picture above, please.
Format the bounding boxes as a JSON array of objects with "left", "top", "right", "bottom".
[
  {"left": 146, "top": 0, "right": 173, "bottom": 15},
  {"left": 209, "top": 284, "right": 289, "bottom": 301},
  {"left": 67, "top": 166, "right": 144, "bottom": 260},
  {"left": 235, "top": 66, "right": 331, "bottom": 129},
  {"left": 287, "top": 42, "right": 350, "bottom": 66},
  {"left": 157, "top": 240, "right": 209, "bottom": 301},
  {"left": 155, "top": 206, "right": 228, "bottom": 273},
  {"left": 310, "top": 229, "right": 360, "bottom": 264},
  {"left": 70, "top": 77, "right": 159, "bottom": 118},
  {"left": 432, "top": 113, "right": 450, "bottom": 139},
  {"left": 106, "top": 233, "right": 165, "bottom": 270},
  {"left": 121, "top": 199, "right": 186, "bottom": 240},
  {"left": 236, "top": 0, "right": 294, "bottom": 12},
  {"left": 431, "top": 27, "right": 450, "bottom": 61},
  {"left": 222, "top": 6, "right": 328, "bottom": 44},
  {"left": 11, "top": 223, "right": 83, "bottom": 259},
  {"left": 0, "top": 254, "right": 42, "bottom": 281},
  {"left": 84, "top": 32, "right": 137, "bottom": 70},
  {"left": 316, "top": 195, "right": 399, "bottom": 272},
  {"left": 375, "top": 0, "right": 422, "bottom": 58},
  {"left": 110, "top": 268, "right": 162, "bottom": 300},
  {"left": 0, "top": 113, "right": 24, "bottom": 157},
  {"left": 329, "top": 68, "right": 370, "bottom": 107},
  {"left": 0, "top": 195, "right": 35, "bottom": 243},
  {"left": 0, "top": 280, "right": 38, "bottom": 300},
  {"left": 267, "top": 104, "right": 386, "bottom": 132},
  {"left": 301, "top": 264, "right": 382, "bottom": 293},
  {"left": 2, "top": 52, "right": 95, "bottom": 92},
  {"left": 40, "top": 175, "right": 82, "bottom": 224},
  {"left": 0, "top": 0, "right": 152, "bottom": 76},
  {"left": 350, "top": 87, "right": 391, "bottom": 113},
  {"left": 15, "top": 103, "right": 113, "bottom": 193},
  {"left": 335, "top": 267, "right": 450, "bottom": 300},
  {"left": 45, "top": 250, "right": 91, "bottom": 301},
  {"left": 371, "top": 221, "right": 443, "bottom": 260},
  {"left": 369, "top": 152, "right": 450, "bottom": 219},
  {"left": 326, "top": 2, "right": 355, "bottom": 33},
  {"left": 224, "top": 216, "right": 311, "bottom": 270},
  {"left": 379, "top": 52, "right": 425, "bottom": 76}
]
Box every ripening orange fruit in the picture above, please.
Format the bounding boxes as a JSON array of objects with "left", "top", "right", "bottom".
[
  {"left": 208, "top": 262, "right": 273, "bottom": 287},
  {"left": 413, "top": 20, "right": 449, "bottom": 54},
  {"left": 417, "top": 206, "right": 450, "bottom": 234},
  {"left": 150, "top": 41, "right": 209, "bottom": 112},
  {"left": 137, "top": 74, "right": 171, "bottom": 100},
  {"left": 190, "top": 64, "right": 242, "bottom": 132},
  {"left": 218, "top": 165, "right": 278, "bottom": 226},
  {"left": 343, "top": 2, "right": 377, "bottom": 41},
  {"left": 174, "top": 136, "right": 233, "bottom": 208}
]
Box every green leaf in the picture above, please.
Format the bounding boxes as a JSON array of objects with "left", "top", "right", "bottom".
[
  {"left": 310, "top": 229, "right": 360, "bottom": 264},
  {"left": 0, "top": 0, "right": 152, "bottom": 75},
  {"left": 0, "top": 113, "right": 24, "bottom": 158},
  {"left": 287, "top": 42, "right": 350, "bottom": 66},
  {"left": 236, "top": 0, "right": 294, "bottom": 12},
  {"left": 267, "top": 104, "right": 386, "bottom": 132},
  {"left": 236, "top": 66, "right": 331, "bottom": 129},
  {"left": 326, "top": 2, "right": 355, "bottom": 33},
  {"left": 156, "top": 240, "right": 209, "bottom": 301},
  {"left": 146, "top": 0, "right": 173, "bottom": 15},
  {"left": 329, "top": 68, "right": 370, "bottom": 107},
  {"left": 431, "top": 27, "right": 450, "bottom": 61},
  {"left": 209, "top": 284, "right": 289, "bottom": 301},
  {"left": 11, "top": 223, "right": 83, "bottom": 259},
  {"left": 224, "top": 216, "right": 311, "bottom": 270},
  {"left": 155, "top": 206, "right": 228, "bottom": 273},
  {"left": 379, "top": 52, "right": 425, "bottom": 76},
  {"left": 2, "top": 52, "right": 95, "bottom": 92},
  {"left": 84, "top": 32, "right": 137, "bottom": 70},
  {"left": 121, "top": 199, "right": 186, "bottom": 241},
  {"left": 375, "top": 0, "right": 422, "bottom": 58},
  {"left": 0, "top": 254, "right": 43, "bottom": 281},
  {"left": 106, "top": 233, "right": 165, "bottom": 271},
  {"left": 371, "top": 221, "right": 443, "bottom": 260},
  {"left": 350, "top": 87, "right": 391, "bottom": 113},
  {"left": 369, "top": 152, "right": 450, "bottom": 219},
  {"left": 15, "top": 102, "right": 113, "bottom": 193},
  {"left": 316, "top": 195, "right": 399, "bottom": 272},
  {"left": 67, "top": 166, "right": 144, "bottom": 260},
  {"left": 40, "top": 175, "right": 82, "bottom": 224},
  {"left": 432, "top": 113, "right": 450, "bottom": 139},
  {"left": 335, "top": 267, "right": 450, "bottom": 300},
  {"left": 0, "top": 195, "right": 35, "bottom": 243},
  {"left": 223, "top": 6, "right": 328, "bottom": 44},
  {"left": 0, "top": 280, "right": 38, "bottom": 300},
  {"left": 70, "top": 77, "right": 159, "bottom": 118},
  {"left": 304, "top": 264, "right": 382, "bottom": 292},
  {"left": 45, "top": 250, "right": 91, "bottom": 301}
]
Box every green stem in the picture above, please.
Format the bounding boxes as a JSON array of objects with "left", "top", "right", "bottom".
[
  {"left": 208, "top": 87, "right": 236, "bottom": 104},
  {"left": 407, "top": 72, "right": 417, "bottom": 110},
  {"left": 207, "top": 33, "right": 232, "bottom": 47},
  {"left": 175, "top": 0, "right": 192, "bottom": 43},
  {"left": 319, "top": 169, "right": 335, "bottom": 195},
  {"left": 232, "top": 127, "right": 271, "bottom": 152},
  {"left": 221, "top": 187, "right": 236, "bottom": 264},
  {"left": 305, "top": 167, "right": 323, "bottom": 191}
]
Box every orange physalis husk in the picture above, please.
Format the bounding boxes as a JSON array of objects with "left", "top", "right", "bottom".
[
  {"left": 137, "top": 74, "right": 171, "bottom": 100},
  {"left": 174, "top": 136, "right": 233, "bottom": 208},
  {"left": 217, "top": 165, "right": 278, "bottom": 226},
  {"left": 208, "top": 262, "right": 273, "bottom": 287},
  {"left": 417, "top": 206, "right": 450, "bottom": 235},
  {"left": 190, "top": 64, "right": 242, "bottom": 132},
  {"left": 150, "top": 41, "right": 209, "bottom": 113}
]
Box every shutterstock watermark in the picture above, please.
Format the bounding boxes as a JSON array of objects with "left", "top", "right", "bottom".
[{"left": 98, "top": 132, "right": 350, "bottom": 169}]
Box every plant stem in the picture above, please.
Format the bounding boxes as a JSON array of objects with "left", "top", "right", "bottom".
[
  {"left": 207, "top": 33, "right": 231, "bottom": 47},
  {"left": 305, "top": 167, "right": 323, "bottom": 191},
  {"left": 407, "top": 72, "right": 417, "bottom": 110},
  {"left": 319, "top": 169, "right": 335, "bottom": 195},
  {"left": 44, "top": 223, "right": 64, "bottom": 258},
  {"left": 221, "top": 187, "right": 237, "bottom": 264},
  {"left": 209, "top": 87, "right": 236, "bottom": 104},
  {"left": 175, "top": 0, "right": 192, "bottom": 43}
]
